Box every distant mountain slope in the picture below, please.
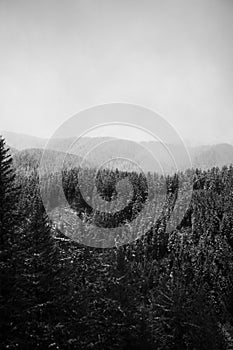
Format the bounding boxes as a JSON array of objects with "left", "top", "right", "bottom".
[
  {"left": 1, "top": 131, "right": 46, "bottom": 150},
  {"left": 3, "top": 131, "right": 233, "bottom": 172},
  {"left": 13, "top": 148, "right": 92, "bottom": 173},
  {"left": 7, "top": 145, "right": 18, "bottom": 156},
  {"left": 193, "top": 144, "right": 233, "bottom": 169},
  {"left": 1, "top": 130, "right": 113, "bottom": 153}
]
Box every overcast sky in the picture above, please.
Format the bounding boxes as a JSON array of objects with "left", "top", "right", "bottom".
[{"left": 0, "top": 0, "right": 232, "bottom": 145}]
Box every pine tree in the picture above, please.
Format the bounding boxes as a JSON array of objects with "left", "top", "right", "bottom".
[
  {"left": 15, "top": 181, "right": 79, "bottom": 349},
  {"left": 0, "top": 136, "right": 20, "bottom": 347},
  {"left": 15, "top": 186, "right": 59, "bottom": 347}
]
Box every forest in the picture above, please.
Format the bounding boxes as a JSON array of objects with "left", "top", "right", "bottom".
[{"left": 1, "top": 134, "right": 233, "bottom": 350}]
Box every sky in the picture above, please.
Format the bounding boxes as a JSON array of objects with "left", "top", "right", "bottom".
[{"left": 0, "top": 0, "right": 232, "bottom": 145}]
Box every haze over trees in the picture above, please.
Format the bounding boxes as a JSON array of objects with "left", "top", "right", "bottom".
[
  {"left": 3, "top": 131, "right": 233, "bottom": 172},
  {"left": 1, "top": 135, "right": 233, "bottom": 349}
]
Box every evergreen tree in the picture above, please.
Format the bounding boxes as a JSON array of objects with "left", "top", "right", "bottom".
[
  {"left": 15, "top": 186, "right": 60, "bottom": 348},
  {"left": 0, "top": 136, "right": 20, "bottom": 347},
  {"left": 15, "top": 182, "right": 80, "bottom": 349}
]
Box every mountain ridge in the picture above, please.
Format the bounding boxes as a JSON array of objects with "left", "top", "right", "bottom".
[{"left": 2, "top": 131, "right": 233, "bottom": 173}]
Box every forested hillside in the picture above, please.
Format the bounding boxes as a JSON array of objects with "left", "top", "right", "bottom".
[
  {"left": 12, "top": 148, "right": 91, "bottom": 173},
  {"left": 1, "top": 135, "right": 233, "bottom": 349},
  {"left": 3, "top": 131, "right": 233, "bottom": 173}
]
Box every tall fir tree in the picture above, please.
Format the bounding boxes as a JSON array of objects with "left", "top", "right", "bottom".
[
  {"left": 15, "top": 181, "right": 77, "bottom": 349},
  {"left": 0, "top": 136, "right": 20, "bottom": 347}
]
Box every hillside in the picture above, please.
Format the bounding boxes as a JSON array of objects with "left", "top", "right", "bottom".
[
  {"left": 12, "top": 148, "right": 91, "bottom": 173},
  {"left": 3, "top": 131, "right": 233, "bottom": 173},
  {"left": 1, "top": 131, "right": 46, "bottom": 150},
  {"left": 193, "top": 143, "right": 233, "bottom": 169}
]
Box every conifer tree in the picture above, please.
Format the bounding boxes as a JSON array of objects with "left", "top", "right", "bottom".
[
  {"left": 16, "top": 187, "right": 60, "bottom": 346},
  {"left": 0, "top": 136, "right": 20, "bottom": 347},
  {"left": 16, "top": 182, "right": 78, "bottom": 348}
]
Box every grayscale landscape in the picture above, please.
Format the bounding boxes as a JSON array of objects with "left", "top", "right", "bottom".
[{"left": 1, "top": 0, "right": 233, "bottom": 349}]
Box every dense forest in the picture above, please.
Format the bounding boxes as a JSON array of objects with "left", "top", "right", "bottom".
[{"left": 1, "top": 135, "right": 233, "bottom": 349}]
